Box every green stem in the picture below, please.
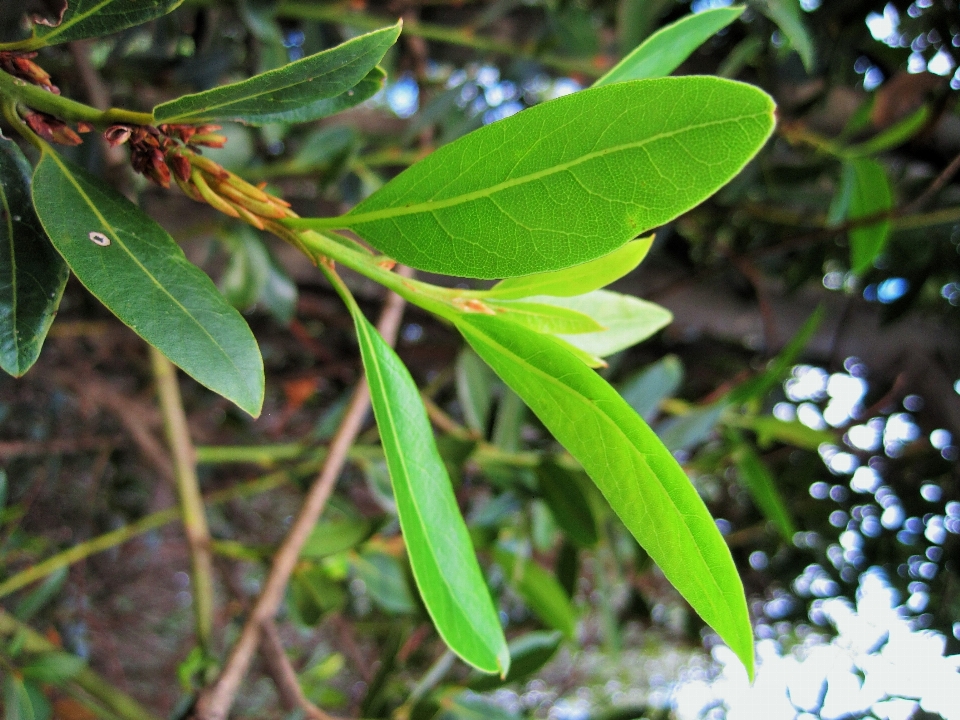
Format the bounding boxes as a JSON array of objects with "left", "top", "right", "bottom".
[
  {"left": 150, "top": 348, "right": 215, "bottom": 653},
  {"left": 274, "top": 2, "right": 602, "bottom": 77},
  {"left": 0, "top": 466, "right": 312, "bottom": 600},
  {"left": 0, "top": 610, "right": 162, "bottom": 720},
  {"left": 0, "top": 69, "right": 153, "bottom": 127}
]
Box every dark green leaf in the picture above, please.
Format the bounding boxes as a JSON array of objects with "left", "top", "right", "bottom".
[
  {"left": 595, "top": 7, "right": 744, "bottom": 86},
  {"left": 31, "top": 150, "right": 264, "bottom": 416},
  {"left": 618, "top": 355, "right": 684, "bottom": 421},
  {"left": 468, "top": 631, "right": 563, "bottom": 691},
  {"left": 3, "top": 675, "right": 36, "bottom": 720},
  {"left": 730, "top": 433, "right": 796, "bottom": 540},
  {"left": 755, "top": 0, "right": 815, "bottom": 72},
  {"left": 218, "top": 227, "right": 297, "bottom": 324},
  {"left": 23, "top": 0, "right": 183, "bottom": 48},
  {"left": 291, "top": 77, "right": 775, "bottom": 279},
  {"left": 353, "top": 551, "right": 416, "bottom": 615},
  {"left": 494, "top": 546, "right": 578, "bottom": 639},
  {"left": 0, "top": 137, "right": 68, "bottom": 377},
  {"left": 537, "top": 462, "right": 598, "bottom": 549},
  {"left": 343, "top": 293, "right": 509, "bottom": 674},
  {"left": 300, "top": 517, "right": 371, "bottom": 559},
  {"left": 531, "top": 290, "right": 671, "bottom": 358},
  {"left": 292, "top": 566, "right": 346, "bottom": 625},
  {"left": 845, "top": 106, "right": 929, "bottom": 157},
  {"left": 457, "top": 315, "right": 753, "bottom": 677},
  {"left": 455, "top": 348, "right": 496, "bottom": 434},
  {"left": 485, "top": 238, "right": 652, "bottom": 300},
  {"left": 21, "top": 652, "right": 86, "bottom": 684},
  {"left": 153, "top": 24, "right": 400, "bottom": 124},
  {"left": 841, "top": 158, "right": 892, "bottom": 274},
  {"left": 14, "top": 568, "right": 66, "bottom": 622}
]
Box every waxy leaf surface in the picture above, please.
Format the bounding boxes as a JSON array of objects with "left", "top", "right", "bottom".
[
  {"left": 532, "top": 290, "right": 672, "bottom": 357},
  {"left": 345, "top": 297, "right": 509, "bottom": 674},
  {"left": 457, "top": 315, "right": 754, "bottom": 677},
  {"left": 0, "top": 137, "right": 68, "bottom": 377},
  {"left": 486, "top": 238, "right": 651, "bottom": 300},
  {"left": 595, "top": 7, "right": 744, "bottom": 86},
  {"left": 26, "top": 0, "right": 183, "bottom": 47},
  {"left": 291, "top": 77, "right": 775, "bottom": 278},
  {"left": 153, "top": 24, "right": 399, "bottom": 125},
  {"left": 31, "top": 151, "right": 264, "bottom": 416}
]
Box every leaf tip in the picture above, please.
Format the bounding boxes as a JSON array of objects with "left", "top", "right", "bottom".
[{"left": 496, "top": 647, "right": 511, "bottom": 680}]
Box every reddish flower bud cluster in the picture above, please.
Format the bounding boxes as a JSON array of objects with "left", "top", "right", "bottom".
[
  {"left": 103, "top": 123, "right": 230, "bottom": 189},
  {"left": 0, "top": 51, "right": 59, "bottom": 94},
  {"left": 24, "top": 110, "right": 82, "bottom": 146}
]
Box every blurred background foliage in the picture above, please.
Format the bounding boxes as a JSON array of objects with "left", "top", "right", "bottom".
[{"left": 1, "top": 0, "right": 959, "bottom": 719}]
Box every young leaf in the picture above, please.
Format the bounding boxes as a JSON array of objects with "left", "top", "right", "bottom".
[
  {"left": 485, "top": 300, "right": 605, "bottom": 335},
  {"left": 457, "top": 314, "right": 754, "bottom": 677},
  {"left": 494, "top": 547, "right": 578, "bottom": 640},
  {"left": 153, "top": 24, "right": 400, "bottom": 125},
  {"left": 343, "top": 293, "right": 509, "bottom": 674},
  {"left": 289, "top": 77, "right": 776, "bottom": 278},
  {"left": 530, "top": 290, "right": 672, "bottom": 357},
  {"left": 729, "top": 433, "right": 796, "bottom": 541},
  {"left": 842, "top": 158, "right": 892, "bottom": 275},
  {"left": 595, "top": 7, "right": 744, "bottom": 86},
  {"left": 21, "top": 0, "right": 184, "bottom": 48},
  {"left": 31, "top": 150, "right": 264, "bottom": 416},
  {"left": 0, "top": 136, "right": 68, "bottom": 377},
  {"left": 485, "top": 238, "right": 652, "bottom": 300}
]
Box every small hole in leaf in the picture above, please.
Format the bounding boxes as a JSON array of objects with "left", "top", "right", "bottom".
[{"left": 89, "top": 231, "right": 111, "bottom": 246}]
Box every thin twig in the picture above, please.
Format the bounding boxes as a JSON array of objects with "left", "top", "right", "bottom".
[
  {"left": 194, "top": 268, "right": 414, "bottom": 720},
  {"left": 150, "top": 348, "right": 216, "bottom": 653},
  {"left": 260, "top": 620, "right": 339, "bottom": 720},
  {"left": 900, "top": 149, "right": 960, "bottom": 215}
]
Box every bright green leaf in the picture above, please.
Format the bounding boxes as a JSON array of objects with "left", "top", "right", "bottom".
[
  {"left": 595, "top": 7, "right": 744, "bottom": 86},
  {"left": 755, "top": 0, "right": 815, "bottom": 72},
  {"left": 0, "top": 137, "right": 68, "bottom": 377},
  {"left": 730, "top": 433, "right": 796, "bottom": 540},
  {"left": 532, "top": 290, "right": 672, "bottom": 357},
  {"left": 153, "top": 24, "right": 400, "bottom": 124},
  {"left": 486, "top": 300, "right": 605, "bottom": 335},
  {"left": 485, "top": 238, "right": 652, "bottom": 300},
  {"left": 343, "top": 292, "right": 509, "bottom": 674},
  {"left": 290, "top": 77, "right": 776, "bottom": 279},
  {"left": 537, "top": 462, "right": 598, "bottom": 549},
  {"left": 494, "top": 547, "right": 578, "bottom": 639},
  {"left": 842, "top": 158, "right": 892, "bottom": 274},
  {"left": 20, "top": 0, "right": 183, "bottom": 48},
  {"left": 619, "top": 355, "right": 684, "bottom": 421},
  {"left": 31, "top": 150, "right": 264, "bottom": 416},
  {"left": 457, "top": 315, "right": 753, "bottom": 677},
  {"left": 845, "top": 106, "right": 929, "bottom": 157}
]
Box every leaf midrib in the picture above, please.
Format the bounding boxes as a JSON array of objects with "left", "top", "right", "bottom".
[
  {"left": 336, "top": 110, "right": 770, "bottom": 227},
  {"left": 356, "top": 312, "right": 502, "bottom": 668},
  {"left": 462, "top": 319, "right": 739, "bottom": 628},
  {"left": 43, "top": 152, "right": 250, "bottom": 396},
  {"left": 156, "top": 33, "right": 389, "bottom": 121}
]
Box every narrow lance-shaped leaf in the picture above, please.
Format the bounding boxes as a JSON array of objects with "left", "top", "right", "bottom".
[
  {"left": 595, "top": 7, "right": 744, "bottom": 86},
  {"left": 755, "top": 0, "right": 815, "bottom": 72},
  {"left": 21, "top": 0, "right": 184, "bottom": 48},
  {"left": 0, "top": 136, "right": 68, "bottom": 377},
  {"left": 289, "top": 77, "right": 776, "bottom": 279},
  {"left": 531, "top": 290, "right": 672, "bottom": 358},
  {"left": 31, "top": 149, "right": 264, "bottom": 416},
  {"left": 729, "top": 431, "right": 796, "bottom": 541},
  {"left": 456, "top": 314, "right": 754, "bottom": 677},
  {"left": 153, "top": 24, "right": 400, "bottom": 125},
  {"left": 338, "top": 288, "right": 509, "bottom": 675},
  {"left": 842, "top": 158, "right": 892, "bottom": 275},
  {"left": 485, "top": 238, "right": 652, "bottom": 300}
]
